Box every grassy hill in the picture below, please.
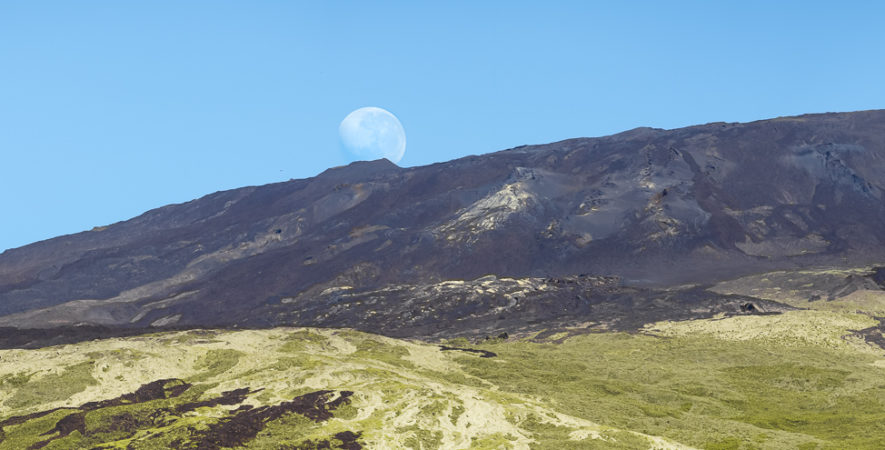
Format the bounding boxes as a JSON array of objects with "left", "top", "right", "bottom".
[{"left": 2, "top": 269, "right": 885, "bottom": 449}]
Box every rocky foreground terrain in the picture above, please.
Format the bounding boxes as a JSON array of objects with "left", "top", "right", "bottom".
[{"left": 2, "top": 111, "right": 885, "bottom": 448}]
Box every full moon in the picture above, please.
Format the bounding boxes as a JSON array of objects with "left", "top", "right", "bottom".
[{"left": 338, "top": 107, "right": 406, "bottom": 163}]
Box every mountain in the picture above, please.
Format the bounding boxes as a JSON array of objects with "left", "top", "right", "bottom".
[
  {"left": 4, "top": 111, "right": 885, "bottom": 449},
  {"left": 2, "top": 110, "right": 885, "bottom": 337}
]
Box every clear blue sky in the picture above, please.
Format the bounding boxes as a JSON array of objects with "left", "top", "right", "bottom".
[{"left": 2, "top": 1, "right": 884, "bottom": 251}]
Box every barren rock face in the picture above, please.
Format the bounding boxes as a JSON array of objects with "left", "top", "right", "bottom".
[{"left": 2, "top": 110, "right": 885, "bottom": 332}]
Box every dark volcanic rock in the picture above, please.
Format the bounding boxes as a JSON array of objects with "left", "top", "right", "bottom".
[
  {"left": 30, "top": 413, "right": 86, "bottom": 449},
  {"left": 1, "top": 378, "right": 196, "bottom": 449},
  {"left": 256, "top": 274, "right": 795, "bottom": 340},
  {"left": 439, "top": 346, "right": 498, "bottom": 358},
  {"left": 1, "top": 110, "right": 885, "bottom": 334},
  {"left": 1, "top": 381, "right": 358, "bottom": 450},
  {"left": 853, "top": 317, "right": 885, "bottom": 350},
  {"left": 192, "top": 390, "right": 355, "bottom": 449}
]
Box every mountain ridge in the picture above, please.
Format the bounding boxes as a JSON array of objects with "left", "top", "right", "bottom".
[
  {"left": 2, "top": 109, "right": 876, "bottom": 255},
  {"left": 2, "top": 109, "right": 885, "bottom": 336}
]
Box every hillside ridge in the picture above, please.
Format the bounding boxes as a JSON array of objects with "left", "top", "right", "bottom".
[{"left": 2, "top": 109, "right": 885, "bottom": 336}]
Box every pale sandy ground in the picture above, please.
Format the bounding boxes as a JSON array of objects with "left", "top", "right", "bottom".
[{"left": 643, "top": 309, "right": 881, "bottom": 355}]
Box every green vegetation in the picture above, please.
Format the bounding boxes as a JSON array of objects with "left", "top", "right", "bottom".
[
  {"left": 443, "top": 337, "right": 471, "bottom": 347},
  {"left": 5, "top": 361, "right": 97, "bottom": 410},
  {"left": 191, "top": 348, "right": 243, "bottom": 382},
  {"left": 0, "top": 371, "right": 32, "bottom": 388},
  {"left": 470, "top": 433, "right": 517, "bottom": 449},
  {"left": 458, "top": 324, "right": 885, "bottom": 449},
  {"left": 1, "top": 302, "right": 883, "bottom": 449},
  {"left": 449, "top": 403, "right": 465, "bottom": 424},
  {"left": 0, "top": 409, "right": 71, "bottom": 450},
  {"left": 279, "top": 329, "right": 331, "bottom": 353},
  {"left": 245, "top": 411, "right": 318, "bottom": 448},
  {"left": 399, "top": 424, "right": 444, "bottom": 449},
  {"left": 351, "top": 337, "right": 414, "bottom": 368}
]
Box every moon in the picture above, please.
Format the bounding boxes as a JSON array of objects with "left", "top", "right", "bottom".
[{"left": 339, "top": 107, "right": 406, "bottom": 163}]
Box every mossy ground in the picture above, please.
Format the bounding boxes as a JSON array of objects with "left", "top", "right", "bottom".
[
  {"left": 462, "top": 323, "right": 884, "bottom": 449},
  {"left": 1, "top": 292, "right": 884, "bottom": 449}
]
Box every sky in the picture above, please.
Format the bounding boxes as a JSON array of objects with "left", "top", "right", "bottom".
[{"left": 2, "top": 1, "right": 885, "bottom": 251}]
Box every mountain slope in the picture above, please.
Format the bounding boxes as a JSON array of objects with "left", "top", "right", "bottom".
[{"left": 2, "top": 110, "right": 885, "bottom": 333}]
